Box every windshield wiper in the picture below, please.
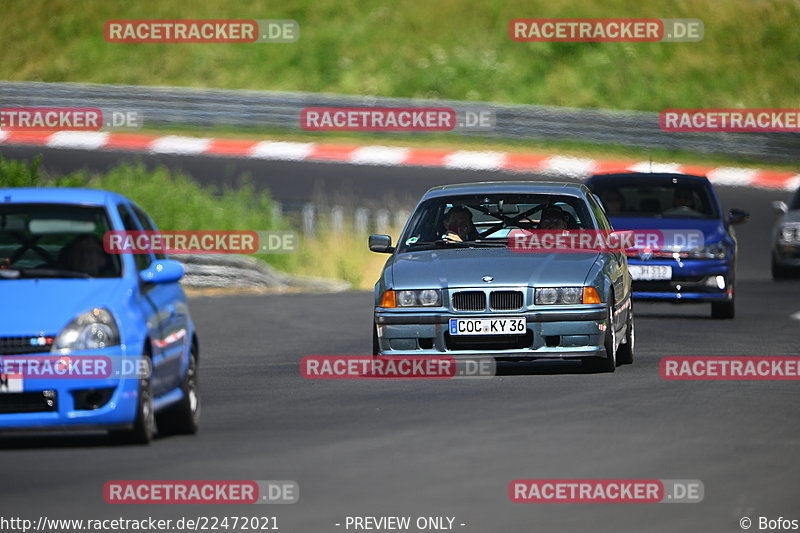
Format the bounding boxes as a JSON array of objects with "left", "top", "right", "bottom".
[
  {"left": 407, "top": 240, "right": 507, "bottom": 249},
  {"left": 0, "top": 267, "right": 91, "bottom": 279},
  {"left": 407, "top": 240, "right": 470, "bottom": 248}
]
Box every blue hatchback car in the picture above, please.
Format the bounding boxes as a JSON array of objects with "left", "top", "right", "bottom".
[
  {"left": 0, "top": 188, "right": 199, "bottom": 443},
  {"left": 586, "top": 173, "right": 748, "bottom": 319}
]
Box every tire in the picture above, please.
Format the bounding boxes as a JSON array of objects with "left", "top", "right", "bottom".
[
  {"left": 157, "top": 342, "right": 200, "bottom": 435},
  {"left": 109, "top": 355, "right": 156, "bottom": 445},
  {"left": 583, "top": 303, "right": 616, "bottom": 372},
  {"left": 711, "top": 292, "right": 735, "bottom": 319},
  {"left": 372, "top": 322, "right": 380, "bottom": 356},
  {"left": 616, "top": 301, "right": 635, "bottom": 365},
  {"left": 772, "top": 258, "right": 795, "bottom": 279}
]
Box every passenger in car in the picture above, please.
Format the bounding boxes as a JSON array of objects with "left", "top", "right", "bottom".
[
  {"left": 673, "top": 187, "right": 697, "bottom": 209},
  {"left": 538, "top": 206, "right": 569, "bottom": 230}
]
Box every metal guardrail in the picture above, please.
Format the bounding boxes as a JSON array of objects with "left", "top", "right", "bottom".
[
  {"left": 1, "top": 81, "right": 798, "bottom": 161},
  {"left": 177, "top": 254, "right": 349, "bottom": 291}
]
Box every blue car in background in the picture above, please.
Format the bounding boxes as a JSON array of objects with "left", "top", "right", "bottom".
[
  {"left": 586, "top": 173, "right": 748, "bottom": 319},
  {"left": 0, "top": 188, "right": 199, "bottom": 443}
]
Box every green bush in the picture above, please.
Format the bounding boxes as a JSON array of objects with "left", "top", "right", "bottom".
[{"left": 0, "top": 156, "right": 292, "bottom": 270}]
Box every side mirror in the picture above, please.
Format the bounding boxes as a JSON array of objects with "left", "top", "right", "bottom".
[
  {"left": 728, "top": 208, "right": 749, "bottom": 225},
  {"left": 140, "top": 259, "right": 185, "bottom": 284},
  {"left": 369, "top": 234, "right": 394, "bottom": 253},
  {"left": 772, "top": 200, "right": 788, "bottom": 214}
]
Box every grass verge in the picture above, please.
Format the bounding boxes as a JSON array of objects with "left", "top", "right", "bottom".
[{"left": 2, "top": 0, "right": 799, "bottom": 112}]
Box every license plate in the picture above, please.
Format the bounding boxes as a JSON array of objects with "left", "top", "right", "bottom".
[
  {"left": 629, "top": 265, "right": 672, "bottom": 280},
  {"left": 0, "top": 373, "right": 23, "bottom": 393},
  {"left": 449, "top": 317, "right": 526, "bottom": 335}
]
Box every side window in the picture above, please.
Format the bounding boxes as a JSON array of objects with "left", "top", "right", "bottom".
[
  {"left": 130, "top": 204, "right": 166, "bottom": 260},
  {"left": 588, "top": 196, "right": 612, "bottom": 230},
  {"left": 117, "top": 204, "right": 153, "bottom": 271}
]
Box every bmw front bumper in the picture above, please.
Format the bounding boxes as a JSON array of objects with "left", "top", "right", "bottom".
[
  {"left": 374, "top": 305, "right": 608, "bottom": 359},
  {"left": 773, "top": 242, "right": 800, "bottom": 269}
]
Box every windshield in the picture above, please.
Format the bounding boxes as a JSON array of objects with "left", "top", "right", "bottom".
[
  {"left": 0, "top": 204, "right": 122, "bottom": 279},
  {"left": 790, "top": 187, "right": 800, "bottom": 211},
  {"left": 592, "top": 180, "right": 719, "bottom": 219},
  {"left": 398, "top": 193, "right": 595, "bottom": 252}
]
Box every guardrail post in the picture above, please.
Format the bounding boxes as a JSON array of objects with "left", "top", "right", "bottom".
[
  {"left": 354, "top": 208, "right": 370, "bottom": 234},
  {"left": 330, "top": 206, "right": 344, "bottom": 233},
  {"left": 302, "top": 203, "right": 316, "bottom": 236},
  {"left": 375, "top": 209, "right": 390, "bottom": 232}
]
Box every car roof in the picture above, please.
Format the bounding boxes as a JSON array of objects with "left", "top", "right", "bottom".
[
  {"left": 422, "top": 181, "right": 592, "bottom": 200},
  {"left": 586, "top": 172, "right": 711, "bottom": 186},
  {"left": 0, "top": 188, "right": 128, "bottom": 206}
]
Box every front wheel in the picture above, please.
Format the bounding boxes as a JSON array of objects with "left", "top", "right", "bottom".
[
  {"left": 711, "top": 295, "right": 735, "bottom": 319},
  {"left": 157, "top": 342, "right": 200, "bottom": 435},
  {"left": 772, "top": 258, "right": 796, "bottom": 279},
  {"left": 583, "top": 304, "right": 616, "bottom": 372},
  {"left": 109, "top": 356, "right": 156, "bottom": 444},
  {"left": 616, "top": 302, "right": 635, "bottom": 365},
  {"left": 372, "top": 323, "right": 380, "bottom": 356}
]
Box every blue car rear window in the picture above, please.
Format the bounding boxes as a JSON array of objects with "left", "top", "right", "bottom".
[{"left": 592, "top": 181, "right": 719, "bottom": 219}]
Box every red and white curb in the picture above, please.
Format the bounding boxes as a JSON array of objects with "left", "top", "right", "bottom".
[{"left": 1, "top": 130, "right": 797, "bottom": 191}]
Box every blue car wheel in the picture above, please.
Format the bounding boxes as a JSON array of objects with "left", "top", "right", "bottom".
[{"left": 109, "top": 354, "right": 156, "bottom": 444}]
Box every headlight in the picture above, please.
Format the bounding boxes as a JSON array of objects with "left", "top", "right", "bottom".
[
  {"left": 52, "top": 308, "right": 120, "bottom": 352},
  {"left": 382, "top": 289, "right": 442, "bottom": 308},
  {"left": 780, "top": 224, "right": 800, "bottom": 243},
  {"left": 686, "top": 242, "right": 729, "bottom": 259},
  {"left": 535, "top": 287, "right": 600, "bottom": 305}
]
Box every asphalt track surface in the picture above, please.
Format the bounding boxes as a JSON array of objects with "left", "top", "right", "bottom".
[{"left": 1, "top": 145, "right": 799, "bottom": 533}]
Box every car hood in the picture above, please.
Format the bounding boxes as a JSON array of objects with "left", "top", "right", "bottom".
[
  {"left": 0, "top": 278, "right": 129, "bottom": 336},
  {"left": 608, "top": 216, "right": 727, "bottom": 245},
  {"left": 390, "top": 248, "right": 600, "bottom": 289}
]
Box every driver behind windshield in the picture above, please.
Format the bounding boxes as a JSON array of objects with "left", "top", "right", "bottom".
[
  {"left": 442, "top": 206, "right": 478, "bottom": 243},
  {"left": 673, "top": 187, "right": 696, "bottom": 209},
  {"left": 61, "top": 234, "right": 112, "bottom": 277}
]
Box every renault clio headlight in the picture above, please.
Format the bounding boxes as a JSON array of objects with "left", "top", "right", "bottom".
[{"left": 52, "top": 308, "right": 120, "bottom": 352}]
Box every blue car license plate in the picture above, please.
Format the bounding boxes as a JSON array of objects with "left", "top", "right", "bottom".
[{"left": 449, "top": 317, "right": 526, "bottom": 335}]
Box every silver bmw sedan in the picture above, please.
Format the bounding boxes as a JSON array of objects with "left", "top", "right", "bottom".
[{"left": 369, "top": 181, "right": 634, "bottom": 372}]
